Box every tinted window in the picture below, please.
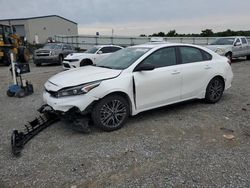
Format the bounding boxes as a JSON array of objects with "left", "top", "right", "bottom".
[
  {"left": 110, "top": 47, "right": 122, "bottom": 52},
  {"left": 64, "top": 45, "right": 71, "bottom": 50},
  {"left": 202, "top": 50, "right": 212, "bottom": 61},
  {"left": 100, "top": 47, "right": 113, "bottom": 54},
  {"left": 141, "top": 47, "right": 176, "bottom": 68},
  {"left": 179, "top": 47, "right": 203, "bottom": 64},
  {"left": 241, "top": 38, "right": 247, "bottom": 44},
  {"left": 85, "top": 47, "right": 98, "bottom": 54}
]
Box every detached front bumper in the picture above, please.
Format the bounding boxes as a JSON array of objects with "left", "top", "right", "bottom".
[{"left": 43, "top": 91, "right": 98, "bottom": 113}]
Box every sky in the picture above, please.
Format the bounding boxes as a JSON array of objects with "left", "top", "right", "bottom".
[{"left": 0, "top": 0, "right": 250, "bottom": 36}]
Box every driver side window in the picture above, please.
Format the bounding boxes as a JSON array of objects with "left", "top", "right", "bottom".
[{"left": 141, "top": 47, "right": 177, "bottom": 68}]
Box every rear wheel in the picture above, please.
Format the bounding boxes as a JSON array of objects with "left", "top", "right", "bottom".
[
  {"left": 205, "top": 77, "right": 224, "bottom": 103},
  {"left": 92, "top": 95, "right": 129, "bottom": 131},
  {"left": 58, "top": 55, "right": 63, "bottom": 65}
]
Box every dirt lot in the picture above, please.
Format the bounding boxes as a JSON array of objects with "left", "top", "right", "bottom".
[{"left": 0, "top": 60, "right": 249, "bottom": 188}]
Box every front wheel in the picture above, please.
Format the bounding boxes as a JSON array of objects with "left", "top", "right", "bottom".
[
  {"left": 205, "top": 77, "right": 224, "bottom": 103},
  {"left": 92, "top": 95, "right": 129, "bottom": 131},
  {"left": 58, "top": 55, "right": 63, "bottom": 65}
]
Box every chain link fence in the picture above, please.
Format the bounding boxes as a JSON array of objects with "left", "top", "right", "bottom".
[{"left": 55, "top": 35, "right": 250, "bottom": 50}]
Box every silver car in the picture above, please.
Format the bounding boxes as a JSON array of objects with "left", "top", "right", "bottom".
[{"left": 33, "top": 43, "right": 75, "bottom": 66}]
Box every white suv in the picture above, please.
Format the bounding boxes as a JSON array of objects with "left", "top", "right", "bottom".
[
  {"left": 44, "top": 43, "right": 233, "bottom": 131},
  {"left": 62, "top": 45, "right": 123, "bottom": 69}
]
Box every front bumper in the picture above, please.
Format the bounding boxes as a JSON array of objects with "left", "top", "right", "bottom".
[
  {"left": 34, "top": 55, "right": 59, "bottom": 64},
  {"left": 62, "top": 61, "right": 80, "bottom": 70},
  {"left": 43, "top": 90, "right": 98, "bottom": 113}
]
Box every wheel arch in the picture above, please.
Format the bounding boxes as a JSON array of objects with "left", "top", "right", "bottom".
[
  {"left": 103, "top": 91, "right": 133, "bottom": 115},
  {"left": 207, "top": 75, "right": 225, "bottom": 90},
  {"left": 80, "top": 58, "right": 93, "bottom": 66}
]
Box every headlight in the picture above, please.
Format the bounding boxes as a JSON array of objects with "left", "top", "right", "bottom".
[
  {"left": 65, "top": 59, "right": 79, "bottom": 62},
  {"left": 56, "top": 82, "right": 100, "bottom": 98},
  {"left": 50, "top": 51, "right": 57, "bottom": 56},
  {"left": 215, "top": 48, "right": 225, "bottom": 55}
]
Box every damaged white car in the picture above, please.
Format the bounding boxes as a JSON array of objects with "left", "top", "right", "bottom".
[{"left": 43, "top": 43, "right": 233, "bottom": 131}]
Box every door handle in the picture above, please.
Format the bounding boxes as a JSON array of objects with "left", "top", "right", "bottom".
[
  {"left": 205, "top": 65, "right": 211, "bottom": 70},
  {"left": 171, "top": 70, "right": 180, "bottom": 75}
]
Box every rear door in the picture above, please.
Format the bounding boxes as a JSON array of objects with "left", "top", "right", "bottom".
[
  {"left": 241, "top": 38, "right": 248, "bottom": 56},
  {"left": 232, "top": 38, "right": 242, "bottom": 57},
  {"left": 133, "top": 47, "right": 182, "bottom": 111},
  {"left": 178, "top": 46, "right": 213, "bottom": 100}
]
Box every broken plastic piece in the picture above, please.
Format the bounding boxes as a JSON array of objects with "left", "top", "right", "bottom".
[{"left": 11, "top": 105, "right": 59, "bottom": 156}]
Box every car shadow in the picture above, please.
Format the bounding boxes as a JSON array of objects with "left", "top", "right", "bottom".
[
  {"left": 231, "top": 58, "right": 248, "bottom": 63},
  {"left": 62, "top": 99, "right": 209, "bottom": 135}
]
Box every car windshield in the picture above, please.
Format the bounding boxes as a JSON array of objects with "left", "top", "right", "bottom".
[
  {"left": 43, "top": 44, "right": 62, "bottom": 50},
  {"left": 95, "top": 47, "right": 151, "bottom": 70},
  {"left": 210, "top": 38, "right": 235, "bottom": 45},
  {"left": 85, "top": 47, "right": 99, "bottom": 54}
]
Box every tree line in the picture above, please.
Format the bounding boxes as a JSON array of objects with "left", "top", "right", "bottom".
[{"left": 140, "top": 29, "right": 250, "bottom": 37}]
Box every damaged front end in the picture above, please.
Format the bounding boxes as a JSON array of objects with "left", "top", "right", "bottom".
[{"left": 11, "top": 105, "right": 92, "bottom": 156}]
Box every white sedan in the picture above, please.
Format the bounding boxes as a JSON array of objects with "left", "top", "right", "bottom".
[
  {"left": 62, "top": 45, "right": 123, "bottom": 69},
  {"left": 44, "top": 43, "right": 233, "bottom": 131}
]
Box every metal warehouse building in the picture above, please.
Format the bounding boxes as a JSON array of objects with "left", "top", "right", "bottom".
[{"left": 0, "top": 15, "right": 78, "bottom": 44}]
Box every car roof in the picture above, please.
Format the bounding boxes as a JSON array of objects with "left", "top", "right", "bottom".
[
  {"left": 94, "top": 45, "right": 123, "bottom": 48},
  {"left": 130, "top": 43, "right": 203, "bottom": 49}
]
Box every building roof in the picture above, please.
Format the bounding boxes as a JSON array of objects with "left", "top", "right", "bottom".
[{"left": 0, "top": 15, "right": 77, "bottom": 25}]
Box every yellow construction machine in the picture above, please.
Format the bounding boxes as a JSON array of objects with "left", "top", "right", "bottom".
[{"left": 0, "top": 24, "right": 29, "bottom": 66}]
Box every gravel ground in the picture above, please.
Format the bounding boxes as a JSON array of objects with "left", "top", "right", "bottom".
[{"left": 0, "top": 60, "right": 249, "bottom": 188}]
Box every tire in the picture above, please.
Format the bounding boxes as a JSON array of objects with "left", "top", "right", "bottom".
[
  {"left": 247, "top": 55, "right": 250, "bottom": 60},
  {"left": 91, "top": 94, "right": 129, "bottom": 131},
  {"left": 58, "top": 55, "right": 63, "bottom": 65},
  {"left": 16, "top": 89, "right": 26, "bottom": 98},
  {"left": 225, "top": 52, "right": 232, "bottom": 61},
  {"left": 80, "top": 59, "right": 93, "bottom": 67},
  {"left": 7, "top": 89, "right": 15, "bottom": 97},
  {"left": 34, "top": 60, "right": 41, "bottom": 66},
  {"left": 205, "top": 77, "right": 224, "bottom": 103}
]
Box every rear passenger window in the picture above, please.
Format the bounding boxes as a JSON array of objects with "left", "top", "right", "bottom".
[
  {"left": 241, "top": 38, "right": 247, "bottom": 44},
  {"left": 202, "top": 50, "right": 212, "bottom": 61},
  {"left": 179, "top": 47, "right": 203, "bottom": 64}
]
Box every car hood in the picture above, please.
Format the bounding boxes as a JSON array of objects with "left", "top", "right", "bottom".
[
  {"left": 206, "top": 45, "right": 232, "bottom": 51},
  {"left": 45, "top": 66, "right": 121, "bottom": 91},
  {"left": 65, "top": 53, "right": 95, "bottom": 59}
]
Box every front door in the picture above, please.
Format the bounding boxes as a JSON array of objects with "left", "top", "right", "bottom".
[{"left": 133, "top": 47, "right": 182, "bottom": 111}]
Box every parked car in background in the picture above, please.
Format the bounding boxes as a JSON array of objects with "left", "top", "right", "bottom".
[
  {"left": 43, "top": 43, "right": 233, "bottom": 131},
  {"left": 33, "top": 43, "right": 75, "bottom": 66},
  {"left": 62, "top": 45, "right": 123, "bottom": 69},
  {"left": 206, "top": 36, "right": 250, "bottom": 61}
]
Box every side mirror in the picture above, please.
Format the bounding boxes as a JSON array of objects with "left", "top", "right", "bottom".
[
  {"left": 134, "top": 64, "right": 155, "bottom": 72},
  {"left": 97, "top": 51, "right": 103, "bottom": 54},
  {"left": 234, "top": 42, "right": 241, "bottom": 46}
]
